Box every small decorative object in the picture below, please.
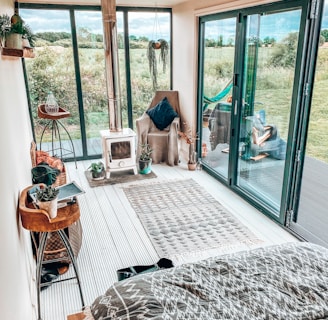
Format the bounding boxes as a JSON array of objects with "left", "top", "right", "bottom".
[
  {"left": 35, "top": 185, "right": 59, "bottom": 219},
  {"left": 138, "top": 143, "right": 153, "bottom": 174},
  {"left": 88, "top": 161, "right": 105, "bottom": 180},
  {"left": 45, "top": 91, "right": 59, "bottom": 114},
  {"left": 178, "top": 122, "right": 199, "bottom": 170},
  {"left": 188, "top": 143, "right": 197, "bottom": 171}
]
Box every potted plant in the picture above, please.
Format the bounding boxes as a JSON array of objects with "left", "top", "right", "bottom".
[
  {"left": 36, "top": 185, "right": 60, "bottom": 219},
  {"left": 0, "top": 14, "right": 11, "bottom": 47},
  {"left": 2, "top": 13, "right": 35, "bottom": 49},
  {"left": 138, "top": 143, "right": 153, "bottom": 174},
  {"left": 88, "top": 161, "right": 105, "bottom": 180},
  {"left": 147, "top": 38, "right": 169, "bottom": 90}
]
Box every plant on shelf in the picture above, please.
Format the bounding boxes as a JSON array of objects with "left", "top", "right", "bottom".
[
  {"left": 88, "top": 161, "right": 105, "bottom": 179},
  {"left": 138, "top": 143, "right": 153, "bottom": 174},
  {"left": 147, "top": 38, "right": 169, "bottom": 90},
  {"left": 35, "top": 185, "right": 60, "bottom": 219},
  {"left": 1, "top": 12, "right": 35, "bottom": 49}
]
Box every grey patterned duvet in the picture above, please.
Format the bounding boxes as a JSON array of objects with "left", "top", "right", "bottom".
[{"left": 83, "top": 242, "right": 328, "bottom": 320}]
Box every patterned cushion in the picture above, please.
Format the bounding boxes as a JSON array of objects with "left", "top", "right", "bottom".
[{"left": 146, "top": 97, "right": 178, "bottom": 130}]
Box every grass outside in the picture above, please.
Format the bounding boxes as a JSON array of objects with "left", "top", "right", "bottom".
[{"left": 27, "top": 46, "right": 328, "bottom": 163}]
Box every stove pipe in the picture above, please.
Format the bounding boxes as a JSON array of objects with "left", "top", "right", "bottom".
[{"left": 101, "top": 0, "right": 123, "bottom": 132}]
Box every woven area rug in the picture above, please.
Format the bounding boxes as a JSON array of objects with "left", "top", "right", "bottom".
[
  {"left": 85, "top": 170, "right": 157, "bottom": 187},
  {"left": 122, "top": 179, "right": 263, "bottom": 264}
]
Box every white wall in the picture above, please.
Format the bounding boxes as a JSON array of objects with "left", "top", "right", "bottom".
[{"left": 0, "top": 1, "right": 36, "bottom": 319}]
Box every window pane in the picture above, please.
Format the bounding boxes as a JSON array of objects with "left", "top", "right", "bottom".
[
  {"left": 128, "top": 11, "right": 171, "bottom": 124},
  {"left": 22, "top": 8, "right": 82, "bottom": 158}
]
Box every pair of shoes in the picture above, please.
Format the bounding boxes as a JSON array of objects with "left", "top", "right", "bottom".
[
  {"left": 117, "top": 258, "right": 174, "bottom": 281},
  {"left": 41, "top": 266, "right": 59, "bottom": 290}
]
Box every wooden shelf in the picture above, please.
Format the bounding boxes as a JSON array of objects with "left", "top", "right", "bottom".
[
  {"left": 1, "top": 47, "right": 35, "bottom": 58},
  {"left": 38, "top": 104, "right": 70, "bottom": 120}
]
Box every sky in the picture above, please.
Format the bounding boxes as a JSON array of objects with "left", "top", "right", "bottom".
[
  {"left": 20, "top": 9, "right": 171, "bottom": 40},
  {"left": 20, "top": 2, "right": 328, "bottom": 42}
]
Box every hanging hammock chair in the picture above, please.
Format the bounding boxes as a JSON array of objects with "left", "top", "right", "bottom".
[{"left": 203, "top": 79, "right": 233, "bottom": 111}]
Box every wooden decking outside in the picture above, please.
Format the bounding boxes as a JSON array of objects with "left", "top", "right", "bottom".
[{"left": 36, "top": 158, "right": 298, "bottom": 320}]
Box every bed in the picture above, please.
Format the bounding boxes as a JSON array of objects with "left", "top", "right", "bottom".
[{"left": 82, "top": 242, "right": 328, "bottom": 320}]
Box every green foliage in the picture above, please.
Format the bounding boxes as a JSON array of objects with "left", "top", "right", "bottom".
[
  {"left": 268, "top": 32, "right": 298, "bottom": 68},
  {"left": 147, "top": 39, "right": 169, "bottom": 90},
  {"left": 0, "top": 14, "right": 11, "bottom": 44},
  {"left": 321, "top": 29, "right": 328, "bottom": 42},
  {"left": 139, "top": 143, "right": 153, "bottom": 161},
  {"left": 35, "top": 31, "right": 71, "bottom": 43},
  {"left": 36, "top": 185, "right": 59, "bottom": 202},
  {"left": 88, "top": 161, "right": 104, "bottom": 173}
]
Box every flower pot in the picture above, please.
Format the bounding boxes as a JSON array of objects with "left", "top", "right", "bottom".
[
  {"left": 38, "top": 198, "right": 58, "bottom": 219},
  {"left": 139, "top": 159, "right": 152, "bottom": 174},
  {"left": 5, "top": 33, "right": 22, "bottom": 49},
  {"left": 152, "top": 41, "right": 161, "bottom": 49},
  {"left": 92, "top": 170, "right": 105, "bottom": 180},
  {"left": 188, "top": 163, "right": 197, "bottom": 171}
]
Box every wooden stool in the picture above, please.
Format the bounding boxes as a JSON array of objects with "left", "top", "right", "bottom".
[{"left": 19, "top": 185, "right": 85, "bottom": 320}]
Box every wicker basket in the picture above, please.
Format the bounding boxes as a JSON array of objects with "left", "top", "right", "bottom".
[{"left": 30, "top": 141, "right": 66, "bottom": 187}]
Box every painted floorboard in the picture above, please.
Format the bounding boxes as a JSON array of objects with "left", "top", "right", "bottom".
[{"left": 39, "top": 159, "right": 298, "bottom": 320}]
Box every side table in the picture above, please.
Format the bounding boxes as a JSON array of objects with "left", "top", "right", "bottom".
[
  {"left": 19, "top": 185, "right": 85, "bottom": 320},
  {"left": 38, "top": 104, "right": 77, "bottom": 167}
]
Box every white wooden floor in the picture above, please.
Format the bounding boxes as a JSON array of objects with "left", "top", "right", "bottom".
[{"left": 40, "top": 159, "right": 298, "bottom": 320}]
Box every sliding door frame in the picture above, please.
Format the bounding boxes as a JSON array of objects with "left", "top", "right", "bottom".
[{"left": 198, "top": 0, "right": 318, "bottom": 225}]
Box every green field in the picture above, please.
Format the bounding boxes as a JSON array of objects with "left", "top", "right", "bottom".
[{"left": 25, "top": 45, "right": 328, "bottom": 162}]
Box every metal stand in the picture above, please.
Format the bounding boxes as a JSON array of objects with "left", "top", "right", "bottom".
[
  {"left": 35, "top": 230, "right": 85, "bottom": 320},
  {"left": 38, "top": 104, "right": 77, "bottom": 168}
]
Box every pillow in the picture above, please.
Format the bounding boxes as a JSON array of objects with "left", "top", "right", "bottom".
[{"left": 146, "top": 97, "right": 178, "bottom": 130}]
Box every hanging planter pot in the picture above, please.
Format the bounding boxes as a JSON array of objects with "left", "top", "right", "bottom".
[{"left": 152, "top": 41, "right": 162, "bottom": 49}]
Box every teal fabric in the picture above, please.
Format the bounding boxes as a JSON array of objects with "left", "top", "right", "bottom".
[{"left": 203, "top": 81, "right": 233, "bottom": 111}]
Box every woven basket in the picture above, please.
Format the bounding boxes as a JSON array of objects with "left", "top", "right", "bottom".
[
  {"left": 30, "top": 141, "right": 66, "bottom": 187},
  {"left": 31, "top": 220, "right": 82, "bottom": 264}
]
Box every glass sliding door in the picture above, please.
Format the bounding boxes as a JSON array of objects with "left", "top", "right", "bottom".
[
  {"left": 236, "top": 8, "right": 302, "bottom": 214},
  {"left": 200, "top": 16, "right": 236, "bottom": 180},
  {"left": 289, "top": 0, "right": 328, "bottom": 246}
]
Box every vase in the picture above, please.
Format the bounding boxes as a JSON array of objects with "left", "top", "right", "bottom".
[
  {"left": 139, "top": 159, "right": 152, "bottom": 174},
  {"left": 38, "top": 198, "right": 58, "bottom": 219},
  {"left": 5, "top": 33, "right": 22, "bottom": 49},
  {"left": 92, "top": 170, "right": 105, "bottom": 180},
  {"left": 188, "top": 162, "right": 197, "bottom": 171}
]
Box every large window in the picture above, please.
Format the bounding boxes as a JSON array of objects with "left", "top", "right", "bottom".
[{"left": 20, "top": 4, "right": 171, "bottom": 160}]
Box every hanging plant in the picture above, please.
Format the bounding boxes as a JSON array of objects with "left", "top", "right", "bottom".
[
  {"left": 0, "top": 14, "right": 11, "bottom": 47},
  {"left": 147, "top": 38, "right": 169, "bottom": 91}
]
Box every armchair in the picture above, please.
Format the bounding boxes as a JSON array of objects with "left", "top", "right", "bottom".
[{"left": 136, "top": 91, "right": 180, "bottom": 166}]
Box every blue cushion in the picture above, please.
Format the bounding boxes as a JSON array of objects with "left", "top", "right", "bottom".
[{"left": 146, "top": 97, "right": 178, "bottom": 130}]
